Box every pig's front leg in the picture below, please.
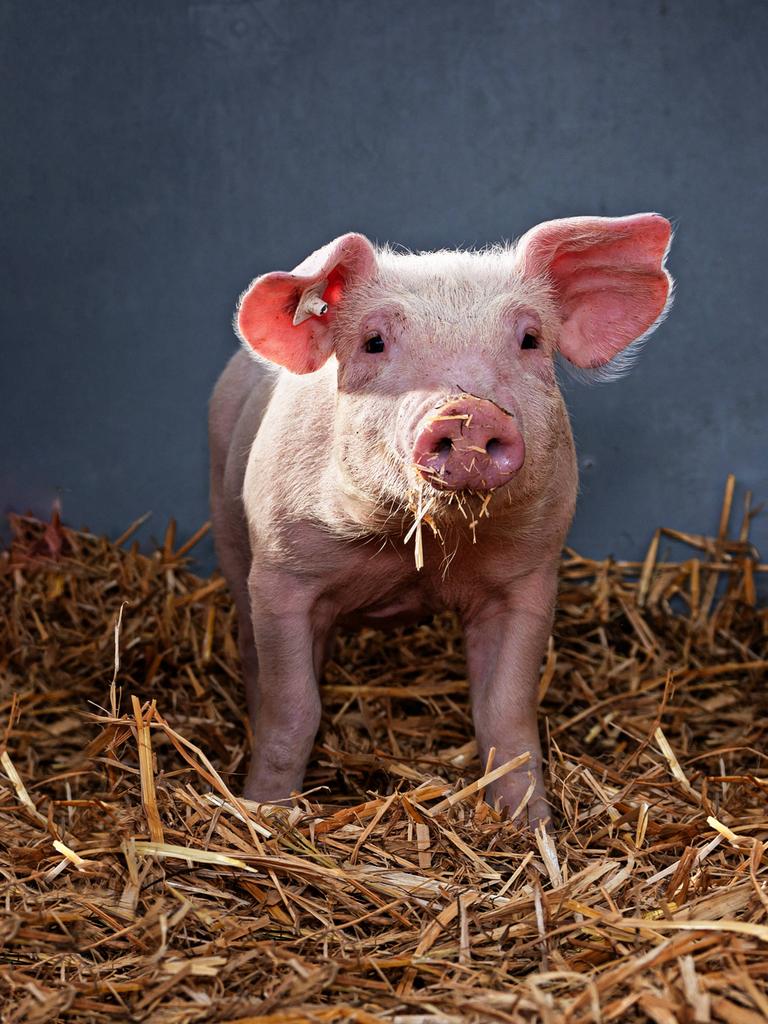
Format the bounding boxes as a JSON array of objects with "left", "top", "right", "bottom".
[
  {"left": 243, "top": 573, "right": 329, "bottom": 803},
  {"left": 462, "top": 564, "right": 558, "bottom": 826}
]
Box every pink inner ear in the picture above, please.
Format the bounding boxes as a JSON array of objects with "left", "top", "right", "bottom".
[
  {"left": 520, "top": 214, "right": 672, "bottom": 368},
  {"left": 238, "top": 272, "right": 330, "bottom": 374},
  {"left": 236, "top": 233, "right": 375, "bottom": 375}
]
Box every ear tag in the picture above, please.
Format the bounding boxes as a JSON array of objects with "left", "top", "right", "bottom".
[{"left": 293, "top": 279, "right": 329, "bottom": 326}]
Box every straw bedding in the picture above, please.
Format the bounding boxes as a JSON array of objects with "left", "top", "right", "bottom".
[{"left": 1, "top": 477, "right": 767, "bottom": 1024}]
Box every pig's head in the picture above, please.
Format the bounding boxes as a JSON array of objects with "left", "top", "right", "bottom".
[{"left": 236, "top": 215, "right": 672, "bottom": 525}]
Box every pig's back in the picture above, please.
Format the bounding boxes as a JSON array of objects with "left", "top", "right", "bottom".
[
  {"left": 210, "top": 350, "right": 276, "bottom": 449},
  {"left": 209, "top": 350, "right": 278, "bottom": 555}
]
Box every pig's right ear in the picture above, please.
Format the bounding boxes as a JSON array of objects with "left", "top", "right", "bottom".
[{"left": 235, "top": 233, "right": 376, "bottom": 374}]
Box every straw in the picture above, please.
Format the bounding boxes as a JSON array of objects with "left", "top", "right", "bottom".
[{"left": 1, "top": 479, "right": 766, "bottom": 1021}]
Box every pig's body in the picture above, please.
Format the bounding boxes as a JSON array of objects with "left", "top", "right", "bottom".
[{"left": 210, "top": 217, "right": 673, "bottom": 822}]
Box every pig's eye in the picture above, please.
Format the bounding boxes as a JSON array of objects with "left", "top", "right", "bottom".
[
  {"left": 364, "top": 335, "right": 386, "bottom": 354},
  {"left": 521, "top": 333, "right": 539, "bottom": 350}
]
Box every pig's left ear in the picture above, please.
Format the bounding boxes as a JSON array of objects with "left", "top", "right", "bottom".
[
  {"left": 516, "top": 213, "right": 673, "bottom": 369},
  {"left": 236, "top": 233, "right": 376, "bottom": 374}
]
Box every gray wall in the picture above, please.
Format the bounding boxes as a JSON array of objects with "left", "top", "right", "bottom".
[{"left": 2, "top": 0, "right": 767, "bottom": 566}]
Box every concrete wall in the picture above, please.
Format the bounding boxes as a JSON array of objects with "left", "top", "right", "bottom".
[{"left": 2, "top": 0, "right": 767, "bottom": 566}]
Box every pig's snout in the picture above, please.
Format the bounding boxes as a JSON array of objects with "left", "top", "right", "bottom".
[{"left": 413, "top": 396, "right": 525, "bottom": 491}]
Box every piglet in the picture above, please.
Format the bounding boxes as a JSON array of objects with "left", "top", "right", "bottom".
[{"left": 209, "top": 214, "right": 673, "bottom": 823}]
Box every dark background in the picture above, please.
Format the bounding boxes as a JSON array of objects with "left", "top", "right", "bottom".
[{"left": 2, "top": 0, "right": 767, "bottom": 567}]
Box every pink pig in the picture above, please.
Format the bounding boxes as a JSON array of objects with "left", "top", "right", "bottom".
[{"left": 209, "top": 214, "right": 673, "bottom": 823}]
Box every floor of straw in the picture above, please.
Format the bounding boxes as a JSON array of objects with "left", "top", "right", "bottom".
[{"left": 1, "top": 478, "right": 767, "bottom": 1023}]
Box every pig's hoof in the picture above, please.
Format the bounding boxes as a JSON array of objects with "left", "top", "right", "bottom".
[
  {"left": 242, "top": 776, "right": 297, "bottom": 805},
  {"left": 523, "top": 795, "right": 553, "bottom": 831}
]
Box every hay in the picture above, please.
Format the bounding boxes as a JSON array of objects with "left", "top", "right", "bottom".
[{"left": 1, "top": 476, "right": 767, "bottom": 1023}]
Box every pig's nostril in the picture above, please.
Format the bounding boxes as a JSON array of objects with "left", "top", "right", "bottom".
[
  {"left": 435, "top": 437, "right": 453, "bottom": 454},
  {"left": 485, "top": 438, "right": 501, "bottom": 456}
]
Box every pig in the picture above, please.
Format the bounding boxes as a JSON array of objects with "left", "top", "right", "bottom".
[{"left": 209, "top": 214, "right": 673, "bottom": 824}]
